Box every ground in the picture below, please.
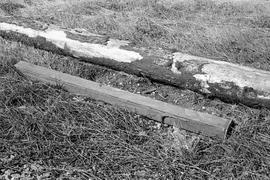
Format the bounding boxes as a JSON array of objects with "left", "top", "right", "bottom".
[{"left": 0, "top": 0, "right": 270, "bottom": 179}]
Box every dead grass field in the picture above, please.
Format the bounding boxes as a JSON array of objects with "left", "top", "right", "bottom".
[
  {"left": 0, "top": 0, "right": 270, "bottom": 179},
  {"left": 8, "top": 0, "right": 270, "bottom": 70}
]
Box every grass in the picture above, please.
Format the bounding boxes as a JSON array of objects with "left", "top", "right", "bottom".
[
  {"left": 0, "top": 0, "right": 270, "bottom": 179},
  {"left": 1, "top": 57, "right": 270, "bottom": 179},
  {"left": 0, "top": 59, "right": 202, "bottom": 179},
  {"left": 10, "top": 0, "right": 270, "bottom": 70}
]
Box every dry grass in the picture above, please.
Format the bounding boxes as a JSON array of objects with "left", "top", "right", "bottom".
[
  {"left": 0, "top": 59, "right": 203, "bottom": 179},
  {"left": 1, "top": 58, "right": 270, "bottom": 179},
  {"left": 0, "top": 0, "right": 270, "bottom": 179},
  {"left": 4, "top": 0, "right": 268, "bottom": 70}
]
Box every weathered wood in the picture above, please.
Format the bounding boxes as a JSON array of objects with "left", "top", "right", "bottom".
[
  {"left": 15, "top": 61, "right": 232, "bottom": 139},
  {"left": 1, "top": 17, "right": 270, "bottom": 108}
]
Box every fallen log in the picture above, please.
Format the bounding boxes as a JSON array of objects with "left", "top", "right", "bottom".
[
  {"left": 15, "top": 61, "right": 232, "bottom": 139},
  {"left": 1, "top": 16, "right": 270, "bottom": 108}
]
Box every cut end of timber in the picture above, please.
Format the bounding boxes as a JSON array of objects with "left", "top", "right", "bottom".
[
  {"left": 14, "top": 61, "right": 233, "bottom": 139},
  {"left": 0, "top": 22, "right": 143, "bottom": 63}
]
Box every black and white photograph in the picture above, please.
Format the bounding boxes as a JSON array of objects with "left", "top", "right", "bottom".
[{"left": 0, "top": 0, "right": 269, "bottom": 179}]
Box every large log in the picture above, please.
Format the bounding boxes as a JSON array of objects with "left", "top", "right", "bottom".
[
  {"left": 1, "top": 16, "right": 270, "bottom": 108},
  {"left": 15, "top": 61, "right": 232, "bottom": 139}
]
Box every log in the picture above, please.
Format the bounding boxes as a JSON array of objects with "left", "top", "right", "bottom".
[
  {"left": 15, "top": 61, "right": 232, "bottom": 139},
  {"left": 1, "top": 16, "right": 270, "bottom": 108}
]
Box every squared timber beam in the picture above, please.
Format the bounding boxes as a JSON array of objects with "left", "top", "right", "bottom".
[{"left": 15, "top": 61, "right": 232, "bottom": 139}]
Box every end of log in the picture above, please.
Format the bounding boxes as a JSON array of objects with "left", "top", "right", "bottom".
[{"left": 171, "top": 52, "right": 270, "bottom": 108}]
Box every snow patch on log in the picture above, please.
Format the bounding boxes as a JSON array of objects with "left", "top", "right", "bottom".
[
  {"left": 70, "top": 28, "right": 104, "bottom": 37},
  {"left": 171, "top": 53, "right": 182, "bottom": 75},
  {"left": 0, "top": 22, "right": 143, "bottom": 63},
  {"left": 258, "top": 95, "right": 270, "bottom": 100},
  {"left": 173, "top": 52, "right": 270, "bottom": 73},
  {"left": 107, "top": 39, "right": 130, "bottom": 48},
  {"left": 172, "top": 52, "right": 270, "bottom": 98}
]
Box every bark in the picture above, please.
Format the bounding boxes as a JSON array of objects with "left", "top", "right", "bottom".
[{"left": 0, "top": 16, "right": 270, "bottom": 108}]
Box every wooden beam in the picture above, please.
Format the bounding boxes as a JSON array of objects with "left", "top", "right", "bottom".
[
  {"left": 15, "top": 61, "right": 232, "bottom": 139},
  {"left": 1, "top": 16, "right": 269, "bottom": 108}
]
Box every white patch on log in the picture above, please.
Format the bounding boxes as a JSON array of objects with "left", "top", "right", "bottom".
[
  {"left": 107, "top": 39, "right": 130, "bottom": 48},
  {"left": 70, "top": 28, "right": 104, "bottom": 37},
  {"left": 171, "top": 52, "right": 211, "bottom": 93},
  {"left": 0, "top": 23, "right": 143, "bottom": 63},
  {"left": 171, "top": 53, "right": 182, "bottom": 74},
  {"left": 0, "top": 23, "right": 39, "bottom": 37},
  {"left": 258, "top": 95, "right": 270, "bottom": 100},
  {"left": 193, "top": 78, "right": 211, "bottom": 94},
  {"left": 171, "top": 63, "right": 181, "bottom": 74},
  {"left": 172, "top": 52, "right": 270, "bottom": 97}
]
